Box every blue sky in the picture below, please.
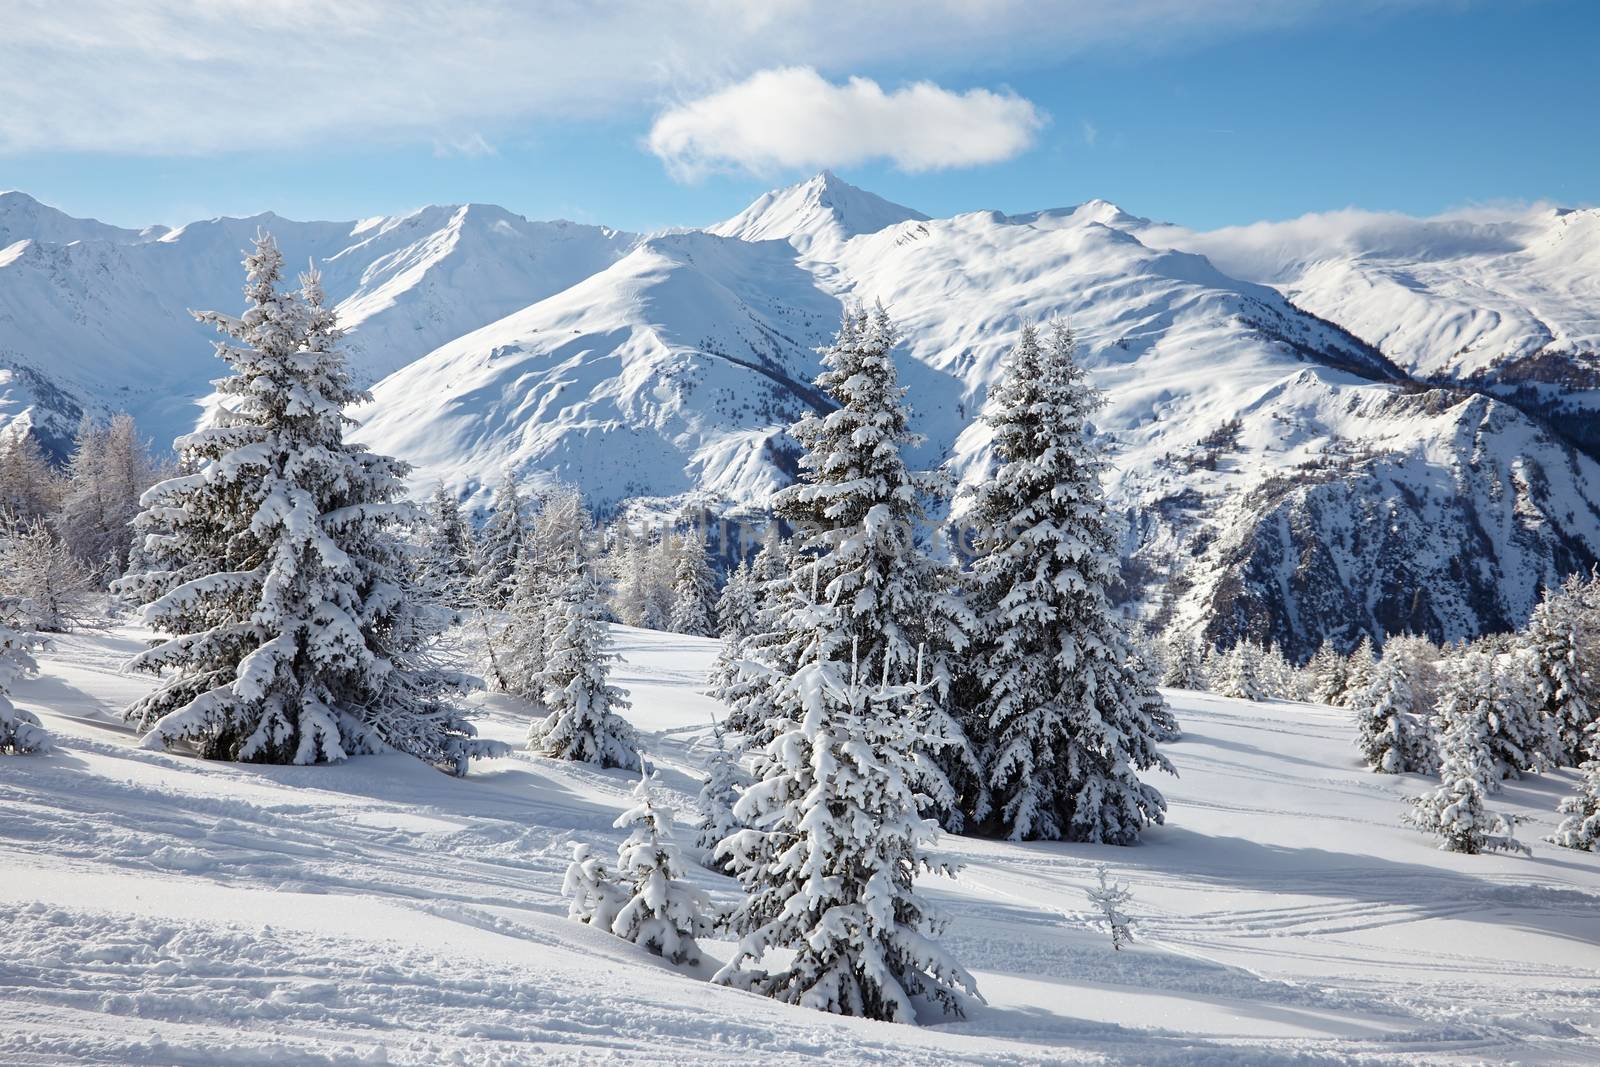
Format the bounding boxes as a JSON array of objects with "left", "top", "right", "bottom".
[{"left": 3, "top": 1, "right": 1595, "bottom": 233}]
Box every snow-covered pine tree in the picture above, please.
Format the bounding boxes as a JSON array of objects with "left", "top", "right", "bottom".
[
  {"left": 714, "top": 631, "right": 979, "bottom": 1022},
  {"left": 1216, "top": 642, "right": 1266, "bottom": 702},
  {"left": 1307, "top": 640, "right": 1348, "bottom": 705},
  {"left": 1342, "top": 636, "right": 1377, "bottom": 707},
  {"left": 1523, "top": 578, "right": 1597, "bottom": 767},
  {"left": 1353, "top": 652, "right": 1435, "bottom": 774},
  {"left": 611, "top": 766, "right": 713, "bottom": 965},
  {"left": 1435, "top": 648, "right": 1553, "bottom": 786},
  {"left": 1406, "top": 712, "right": 1530, "bottom": 855},
  {"left": 563, "top": 842, "right": 627, "bottom": 931},
  {"left": 705, "top": 559, "right": 759, "bottom": 700},
  {"left": 116, "top": 238, "right": 494, "bottom": 770},
  {"left": 470, "top": 474, "right": 527, "bottom": 610},
  {"left": 0, "top": 604, "right": 46, "bottom": 754},
  {"left": 963, "top": 321, "right": 1172, "bottom": 843},
  {"left": 1159, "top": 631, "right": 1205, "bottom": 691},
  {"left": 1549, "top": 752, "right": 1600, "bottom": 851},
  {"left": 498, "top": 545, "right": 551, "bottom": 704},
  {"left": 715, "top": 528, "right": 792, "bottom": 736},
  {"left": 696, "top": 717, "right": 744, "bottom": 872},
  {"left": 419, "top": 485, "right": 473, "bottom": 609},
  {"left": 1260, "top": 643, "right": 1294, "bottom": 699},
  {"left": 668, "top": 531, "right": 718, "bottom": 637},
  {"left": 527, "top": 562, "right": 640, "bottom": 769}
]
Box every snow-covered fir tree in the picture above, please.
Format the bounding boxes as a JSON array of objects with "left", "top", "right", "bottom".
[
  {"left": 0, "top": 604, "right": 47, "bottom": 754},
  {"left": 1406, "top": 711, "right": 1530, "bottom": 855},
  {"left": 696, "top": 717, "right": 743, "bottom": 872},
  {"left": 751, "top": 304, "right": 979, "bottom": 823},
  {"left": 527, "top": 562, "right": 640, "bottom": 769},
  {"left": 611, "top": 767, "right": 713, "bottom": 965},
  {"left": 1353, "top": 652, "right": 1436, "bottom": 774},
  {"left": 116, "top": 239, "right": 494, "bottom": 770},
  {"left": 715, "top": 628, "right": 980, "bottom": 1022},
  {"left": 1435, "top": 648, "right": 1554, "bottom": 786},
  {"left": 668, "top": 532, "right": 719, "bottom": 637},
  {"left": 562, "top": 842, "right": 627, "bottom": 932},
  {"left": 469, "top": 474, "right": 527, "bottom": 610},
  {"left": 715, "top": 528, "right": 792, "bottom": 736},
  {"left": 1549, "top": 754, "right": 1600, "bottom": 852},
  {"left": 1522, "top": 577, "right": 1596, "bottom": 767},
  {"left": 1159, "top": 631, "right": 1205, "bottom": 691},
  {"left": 1342, "top": 636, "right": 1377, "bottom": 707},
  {"left": 962, "top": 321, "right": 1172, "bottom": 843},
  {"left": 1215, "top": 642, "right": 1266, "bottom": 702},
  {"left": 498, "top": 546, "right": 552, "bottom": 704},
  {"left": 705, "top": 559, "right": 759, "bottom": 703},
  {"left": 1306, "top": 640, "right": 1349, "bottom": 705},
  {"left": 419, "top": 485, "right": 473, "bottom": 609}
]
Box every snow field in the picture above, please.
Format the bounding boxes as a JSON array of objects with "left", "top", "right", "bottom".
[{"left": 2, "top": 623, "right": 1598, "bottom": 1065}]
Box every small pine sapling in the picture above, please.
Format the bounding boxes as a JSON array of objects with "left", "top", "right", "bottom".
[
  {"left": 611, "top": 766, "right": 714, "bottom": 965},
  {"left": 1085, "top": 864, "right": 1137, "bottom": 950}
]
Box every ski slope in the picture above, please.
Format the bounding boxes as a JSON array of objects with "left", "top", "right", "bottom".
[{"left": 2, "top": 623, "right": 1597, "bottom": 1065}]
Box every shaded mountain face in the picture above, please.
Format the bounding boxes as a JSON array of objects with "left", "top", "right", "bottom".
[{"left": 5, "top": 178, "right": 1599, "bottom": 655}]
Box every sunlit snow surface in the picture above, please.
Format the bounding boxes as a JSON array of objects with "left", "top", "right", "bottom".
[{"left": 3, "top": 623, "right": 1597, "bottom": 1065}]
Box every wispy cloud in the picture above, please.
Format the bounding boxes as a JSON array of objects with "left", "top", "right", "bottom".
[
  {"left": 0, "top": 1, "right": 1451, "bottom": 156},
  {"left": 647, "top": 68, "right": 1043, "bottom": 180}
]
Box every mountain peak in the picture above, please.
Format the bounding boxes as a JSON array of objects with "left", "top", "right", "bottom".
[{"left": 708, "top": 171, "right": 928, "bottom": 248}]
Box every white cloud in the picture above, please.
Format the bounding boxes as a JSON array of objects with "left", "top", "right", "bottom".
[
  {"left": 0, "top": 1, "right": 1448, "bottom": 156},
  {"left": 646, "top": 68, "right": 1043, "bottom": 180}
]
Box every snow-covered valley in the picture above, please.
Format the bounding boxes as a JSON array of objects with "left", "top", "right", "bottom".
[{"left": 4, "top": 623, "right": 1597, "bottom": 1066}]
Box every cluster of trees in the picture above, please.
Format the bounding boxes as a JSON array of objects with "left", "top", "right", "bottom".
[
  {"left": 0, "top": 414, "right": 161, "bottom": 631},
  {"left": 1151, "top": 577, "right": 1600, "bottom": 855},
  {"left": 651, "top": 309, "right": 1177, "bottom": 1022}
]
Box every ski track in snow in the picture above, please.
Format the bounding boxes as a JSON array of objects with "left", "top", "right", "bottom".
[{"left": 3, "top": 623, "right": 1598, "bottom": 1065}]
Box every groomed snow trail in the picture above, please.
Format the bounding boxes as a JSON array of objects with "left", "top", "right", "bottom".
[{"left": 2, "top": 623, "right": 1597, "bottom": 1065}]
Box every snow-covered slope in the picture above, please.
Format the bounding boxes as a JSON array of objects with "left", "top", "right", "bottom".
[
  {"left": 3, "top": 624, "right": 1597, "bottom": 1064},
  {"left": 0, "top": 196, "right": 637, "bottom": 449},
  {"left": 6, "top": 179, "right": 1600, "bottom": 652},
  {"left": 1139, "top": 206, "right": 1600, "bottom": 396}
]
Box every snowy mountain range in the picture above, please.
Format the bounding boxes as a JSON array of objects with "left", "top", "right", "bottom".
[{"left": 3, "top": 174, "right": 1599, "bottom": 656}]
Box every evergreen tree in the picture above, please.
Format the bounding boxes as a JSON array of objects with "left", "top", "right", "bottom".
[
  {"left": 1159, "top": 631, "right": 1205, "bottom": 691},
  {"left": 470, "top": 474, "right": 526, "bottom": 610},
  {"left": 0, "top": 604, "right": 47, "bottom": 754},
  {"left": 716, "top": 528, "right": 792, "bottom": 737},
  {"left": 1353, "top": 653, "right": 1435, "bottom": 774},
  {"left": 1216, "top": 642, "right": 1266, "bottom": 702},
  {"left": 962, "top": 321, "right": 1171, "bottom": 842},
  {"left": 1436, "top": 649, "right": 1553, "bottom": 786},
  {"left": 527, "top": 563, "right": 640, "bottom": 769},
  {"left": 116, "top": 238, "right": 493, "bottom": 770},
  {"left": 611, "top": 767, "right": 713, "bottom": 965},
  {"left": 563, "top": 842, "right": 627, "bottom": 931},
  {"left": 1306, "top": 640, "right": 1348, "bottom": 705},
  {"left": 714, "top": 632, "right": 979, "bottom": 1022},
  {"left": 1342, "top": 636, "right": 1376, "bottom": 707},
  {"left": 752, "top": 304, "right": 977, "bottom": 814},
  {"left": 419, "top": 485, "right": 473, "bottom": 609},
  {"left": 706, "top": 560, "right": 759, "bottom": 700},
  {"left": 1406, "top": 714, "right": 1530, "bottom": 855},
  {"left": 669, "top": 532, "right": 718, "bottom": 636},
  {"left": 1523, "top": 578, "right": 1596, "bottom": 767},
  {"left": 1085, "top": 865, "right": 1136, "bottom": 950},
  {"left": 696, "top": 717, "right": 744, "bottom": 873},
  {"left": 1549, "top": 755, "right": 1600, "bottom": 852}
]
